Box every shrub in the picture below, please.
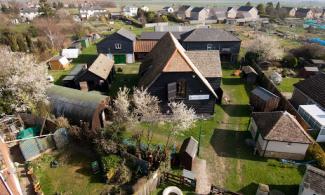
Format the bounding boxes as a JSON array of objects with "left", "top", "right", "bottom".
[
  {"left": 117, "top": 67, "right": 123, "bottom": 72},
  {"left": 306, "top": 143, "right": 325, "bottom": 170},
  {"left": 283, "top": 54, "right": 298, "bottom": 68},
  {"left": 245, "top": 51, "right": 259, "bottom": 64}
]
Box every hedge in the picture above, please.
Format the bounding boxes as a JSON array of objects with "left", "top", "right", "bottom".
[{"left": 306, "top": 143, "right": 325, "bottom": 170}]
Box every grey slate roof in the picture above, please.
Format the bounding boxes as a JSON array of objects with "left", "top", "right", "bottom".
[
  {"left": 303, "top": 66, "right": 319, "bottom": 72},
  {"left": 252, "top": 111, "right": 313, "bottom": 143},
  {"left": 182, "top": 28, "right": 241, "bottom": 42},
  {"left": 191, "top": 7, "right": 205, "bottom": 13},
  {"left": 47, "top": 85, "right": 108, "bottom": 123},
  {"left": 237, "top": 6, "right": 254, "bottom": 11},
  {"left": 303, "top": 165, "right": 325, "bottom": 194},
  {"left": 294, "top": 73, "right": 325, "bottom": 108},
  {"left": 117, "top": 28, "right": 136, "bottom": 41},
  {"left": 251, "top": 86, "right": 278, "bottom": 101},
  {"left": 178, "top": 5, "right": 192, "bottom": 12},
  {"left": 62, "top": 64, "right": 86, "bottom": 81},
  {"left": 185, "top": 50, "right": 222, "bottom": 78}
]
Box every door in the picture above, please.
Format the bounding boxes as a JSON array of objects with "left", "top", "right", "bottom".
[{"left": 114, "top": 54, "right": 126, "bottom": 64}]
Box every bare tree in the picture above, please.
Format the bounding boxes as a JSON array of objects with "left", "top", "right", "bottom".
[
  {"left": 166, "top": 101, "right": 196, "bottom": 149},
  {"left": 33, "top": 17, "right": 75, "bottom": 50},
  {"left": 0, "top": 47, "right": 49, "bottom": 113},
  {"left": 246, "top": 34, "right": 284, "bottom": 61}
]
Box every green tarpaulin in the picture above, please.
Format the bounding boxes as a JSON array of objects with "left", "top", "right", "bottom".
[{"left": 17, "top": 127, "right": 40, "bottom": 139}]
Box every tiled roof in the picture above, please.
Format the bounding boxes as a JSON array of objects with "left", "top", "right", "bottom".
[
  {"left": 252, "top": 111, "right": 313, "bottom": 144},
  {"left": 303, "top": 165, "right": 325, "bottom": 194},
  {"left": 294, "top": 73, "right": 325, "bottom": 108},
  {"left": 182, "top": 28, "right": 241, "bottom": 42},
  {"left": 88, "top": 54, "right": 114, "bottom": 79},
  {"left": 134, "top": 40, "right": 158, "bottom": 52},
  {"left": 138, "top": 32, "right": 218, "bottom": 98},
  {"left": 185, "top": 50, "right": 222, "bottom": 78}
]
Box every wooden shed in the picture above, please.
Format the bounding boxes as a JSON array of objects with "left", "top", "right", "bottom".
[
  {"left": 48, "top": 56, "right": 70, "bottom": 70},
  {"left": 300, "top": 66, "right": 319, "bottom": 78},
  {"left": 241, "top": 66, "right": 258, "bottom": 84},
  {"left": 179, "top": 137, "right": 198, "bottom": 171},
  {"left": 250, "top": 86, "right": 280, "bottom": 112}
]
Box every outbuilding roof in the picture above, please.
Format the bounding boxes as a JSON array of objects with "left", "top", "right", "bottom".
[
  {"left": 294, "top": 73, "right": 325, "bottom": 108},
  {"left": 182, "top": 28, "right": 241, "bottom": 42},
  {"left": 134, "top": 40, "right": 158, "bottom": 52},
  {"left": 139, "top": 32, "right": 184, "bottom": 40},
  {"left": 138, "top": 32, "right": 218, "bottom": 99},
  {"left": 116, "top": 28, "right": 136, "bottom": 41},
  {"left": 303, "top": 165, "right": 325, "bottom": 194},
  {"left": 47, "top": 85, "right": 109, "bottom": 124},
  {"left": 87, "top": 54, "right": 114, "bottom": 79},
  {"left": 303, "top": 66, "right": 319, "bottom": 72},
  {"left": 251, "top": 86, "right": 279, "bottom": 101},
  {"left": 242, "top": 66, "right": 257, "bottom": 75},
  {"left": 180, "top": 136, "right": 198, "bottom": 158},
  {"left": 252, "top": 111, "right": 313, "bottom": 144},
  {"left": 191, "top": 7, "right": 206, "bottom": 13},
  {"left": 185, "top": 50, "right": 222, "bottom": 78}
]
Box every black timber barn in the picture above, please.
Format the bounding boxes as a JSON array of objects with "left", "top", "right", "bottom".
[
  {"left": 96, "top": 28, "right": 136, "bottom": 64},
  {"left": 138, "top": 28, "right": 241, "bottom": 62},
  {"left": 138, "top": 32, "right": 223, "bottom": 115}
]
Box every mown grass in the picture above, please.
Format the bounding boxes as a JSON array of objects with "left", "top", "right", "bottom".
[{"left": 277, "top": 77, "right": 303, "bottom": 92}]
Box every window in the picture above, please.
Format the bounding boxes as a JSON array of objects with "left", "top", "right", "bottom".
[
  {"left": 176, "top": 80, "right": 187, "bottom": 99},
  {"left": 167, "top": 80, "right": 187, "bottom": 100},
  {"left": 115, "top": 43, "right": 122, "bottom": 49},
  {"left": 207, "top": 44, "right": 213, "bottom": 50}
]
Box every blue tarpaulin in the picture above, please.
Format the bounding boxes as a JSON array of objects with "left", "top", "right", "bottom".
[{"left": 309, "top": 38, "right": 325, "bottom": 46}]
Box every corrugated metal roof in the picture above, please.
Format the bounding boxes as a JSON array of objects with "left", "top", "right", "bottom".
[{"left": 47, "top": 85, "right": 109, "bottom": 123}]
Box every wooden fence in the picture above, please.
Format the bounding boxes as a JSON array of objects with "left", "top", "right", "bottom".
[
  {"left": 162, "top": 172, "right": 196, "bottom": 188},
  {"left": 210, "top": 185, "right": 243, "bottom": 195}
]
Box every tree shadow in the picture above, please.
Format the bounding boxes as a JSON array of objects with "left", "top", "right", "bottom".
[
  {"left": 72, "top": 54, "right": 98, "bottom": 65},
  {"left": 210, "top": 128, "right": 267, "bottom": 162},
  {"left": 221, "top": 104, "right": 252, "bottom": 117},
  {"left": 108, "top": 73, "right": 139, "bottom": 96},
  {"left": 239, "top": 182, "right": 299, "bottom": 195},
  {"left": 222, "top": 77, "right": 242, "bottom": 85}
]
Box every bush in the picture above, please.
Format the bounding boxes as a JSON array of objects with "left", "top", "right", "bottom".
[
  {"left": 306, "top": 143, "right": 325, "bottom": 170},
  {"left": 117, "top": 67, "right": 123, "bottom": 72},
  {"left": 245, "top": 51, "right": 259, "bottom": 64},
  {"left": 101, "top": 154, "right": 122, "bottom": 172},
  {"left": 283, "top": 54, "right": 298, "bottom": 68}
]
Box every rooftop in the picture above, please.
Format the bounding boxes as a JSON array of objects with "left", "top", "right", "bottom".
[
  {"left": 299, "top": 104, "right": 325, "bottom": 126},
  {"left": 87, "top": 54, "right": 114, "bottom": 80},
  {"left": 294, "top": 73, "right": 325, "bottom": 108},
  {"left": 252, "top": 111, "right": 313, "bottom": 144},
  {"left": 303, "top": 165, "right": 325, "bottom": 194},
  {"left": 251, "top": 86, "right": 279, "bottom": 101}
]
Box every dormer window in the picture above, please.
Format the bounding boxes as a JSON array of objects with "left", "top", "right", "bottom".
[{"left": 115, "top": 43, "right": 122, "bottom": 49}]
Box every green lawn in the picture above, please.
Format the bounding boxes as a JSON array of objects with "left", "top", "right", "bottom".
[
  {"left": 277, "top": 77, "right": 303, "bottom": 92},
  {"left": 31, "top": 146, "right": 110, "bottom": 195}
]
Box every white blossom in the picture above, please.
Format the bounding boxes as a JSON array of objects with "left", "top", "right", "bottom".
[{"left": 0, "top": 47, "right": 49, "bottom": 112}]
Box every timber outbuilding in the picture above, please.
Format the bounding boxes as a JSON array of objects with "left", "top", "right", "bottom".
[
  {"left": 48, "top": 56, "right": 70, "bottom": 70},
  {"left": 250, "top": 111, "right": 313, "bottom": 160},
  {"left": 241, "top": 66, "right": 258, "bottom": 84},
  {"left": 250, "top": 86, "right": 280, "bottom": 112},
  {"left": 47, "top": 85, "right": 110, "bottom": 131},
  {"left": 179, "top": 137, "right": 198, "bottom": 171}
]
